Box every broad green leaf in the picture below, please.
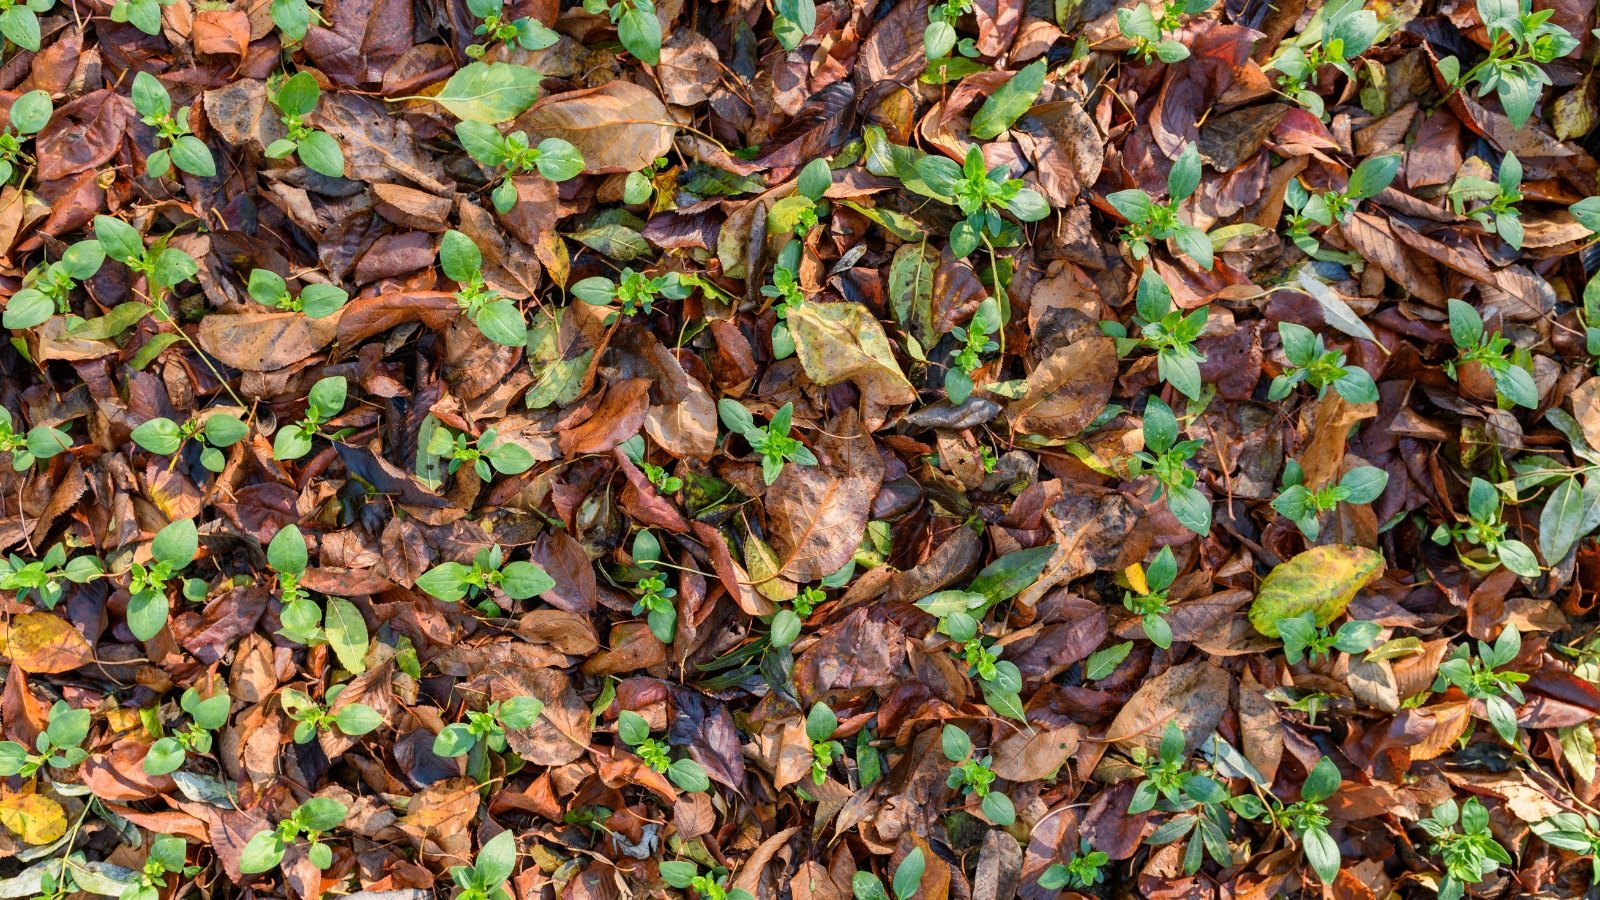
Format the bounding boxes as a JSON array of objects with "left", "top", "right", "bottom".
[
  {"left": 324, "top": 597, "right": 369, "bottom": 674},
  {"left": 969, "top": 58, "right": 1047, "bottom": 141},
  {"left": 430, "top": 61, "right": 543, "bottom": 124}
]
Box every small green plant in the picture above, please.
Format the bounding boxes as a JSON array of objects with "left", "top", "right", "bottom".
[
  {"left": 717, "top": 400, "right": 817, "bottom": 485},
  {"left": 131, "top": 72, "right": 216, "bottom": 178},
  {"left": 1443, "top": 298, "right": 1537, "bottom": 410},
  {"left": 1123, "top": 546, "right": 1177, "bottom": 648},
  {"left": 280, "top": 687, "right": 382, "bottom": 745},
  {"left": 270, "top": 0, "right": 321, "bottom": 41},
  {"left": 1283, "top": 155, "right": 1399, "bottom": 254},
  {"left": 110, "top": 0, "right": 172, "bottom": 35},
  {"left": 132, "top": 413, "right": 249, "bottom": 473},
  {"left": 449, "top": 830, "right": 518, "bottom": 900},
  {"left": 456, "top": 122, "right": 582, "bottom": 212},
  {"left": 1135, "top": 742, "right": 1265, "bottom": 876},
  {"left": 0, "top": 88, "right": 50, "bottom": 182},
  {"left": 623, "top": 156, "right": 667, "bottom": 206},
  {"left": 248, "top": 268, "right": 347, "bottom": 319},
  {"left": 616, "top": 709, "right": 710, "bottom": 792},
  {"left": 1108, "top": 143, "right": 1212, "bottom": 269},
  {"left": 1128, "top": 722, "right": 1189, "bottom": 813},
  {"left": 1117, "top": 0, "right": 1214, "bottom": 63},
  {"left": 941, "top": 724, "right": 1015, "bottom": 825},
  {"left": 767, "top": 158, "right": 832, "bottom": 238},
  {"left": 1436, "top": 0, "right": 1578, "bottom": 127},
  {"left": 1418, "top": 798, "right": 1513, "bottom": 900},
  {"left": 266, "top": 524, "right": 367, "bottom": 674},
  {"left": 435, "top": 695, "right": 540, "bottom": 758},
  {"left": 0, "top": 544, "right": 101, "bottom": 609},
  {"left": 1431, "top": 623, "right": 1528, "bottom": 744},
  {"left": 265, "top": 72, "right": 345, "bottom": 178},
  {"left": 913, "top": 552, "right": 1044, "bottom": 722},
  {"left": 1267, "top": 756, "right": 1343, "bottom": 884},
  {"left": 1533, "top": 812, "right": 1600, "bottom": 883},
  {"left": 142, "top": 687, "right": 230, "bottom": 775},
  {"left": 923, "top": 0, "right": 974, "bottom": 59},
  {"left": 764, "top": 240, "right": 806, "bottom": 359},
  {"left": 0, "top": 0, "right": 52, "bottom": 49},
  {"left": 632, "top": 572, "right": 678, "bottom": 643},
  {"left": 946, "top": 296, "right": 1000, "bottom": 404},
  {"left": 916, "top": 145, "right": 1048, "bottom": 259},
  {"left": 1, "top": 237, "right": 102, "bottom": 330},
  {"left": 1431, "top": 477, "right": 1540, "bottom": 578},
  {"left": 572, "top": 267, "right": 692, "bottom": 321},
  {"left": 1448, "top": 152, "right": 1525, "bottom": 250},
  {"left": 852, "top": 847, "right": 925, "bottom": 900},
  {"left": 1276, "top": 611, "right": 1380, "bottom": 665},
  {"left": 120, "top": 835, "right": 200, "bottom": 900},
  {"left": 1266, "top": 0, "right": 1377, "bottom": 118},
  {"left": 660, "top": 860, "right": 756, "bottom": 900},
  {"left": 0, "top": 701, "right": 90, "bottom": 778},
  {"left": 801, "top": 702, "right": 845, "bottom": 787},
  {"left": 439, "top": 230, "right": 527, "bottom": 346},
  {"left": 94, "top": 214, "right": 199, "bottom": 298},
  {"left": 239, "top": 797, "right": 348, "bottom": 874},
  {"left": 424, "top": 424, "right": 535, "bottom": 484},
  {"left": 769, "top": 584, "right": 822, "bottom": 649},
  {"left": 581, "top": 0, "right": 662, "bottom": 64},
  {"left": 1131, "top": 396, "right": 1209, "bottom": 535},
  {"left": 771, "top": 0, "right": 816, "bottom": 50},
  {"left": 126, "top": 518, "right": 202, "bottom": 641},
  {"left": 1102, "top": 269, "right": 1208, "bottom": 400},
  {"left": 0, "top": 406, "right": 71, "bottom": 470},
  {"left": 1271, "top": 459, "right": 1388, "bottom": 540},
  {"left": 1038, "top": 839, "right": 1109, "bottom": 890},
  {"left": 1269, "top": 322, "right": 1378, "bottom": 403},
  {"left": 620, "top": 436, "right": 681, "bottom": 494},
  {"left": 273, "top": 375, "right": 350, "bottom": 460},
  {"left": 464, "top": 0, "right": 557, "bottom": 57},
  {"left": 416, "top": 545, "right": 555, "bottom": 614}
]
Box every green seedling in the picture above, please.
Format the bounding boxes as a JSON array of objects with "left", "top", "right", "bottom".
[
  {"left": 1283, "top": 155, "right": 1399, "bottom": 255},
  {"left": 456, "top": 122, "right": 582, "bottom": 212},
  {"left": 121, "top": 835, "right": 200, "bottom": 900},
  {"left": 0, "top": 701, "right": 90, "bottom": 778},
  {"left": 1432, "top": 623, "right": 1528, "bottom": 744},
  {"left": 126, "top": 518, "right": 203, "bottom": 641},
  {"left": 1, "top": 237, "right": 102, "bottom": 330},
  {"left": 1271, "top": 459, "right": 1388, "bottom": 541},
  {"left": 239, "top": 797, "right": 348, "bottom": 874},
  {"left": 581, "top": 0, "right": 662, "bottom": 63},
  {"left": 94, "top": 214, "right": 199, "bottom": 297},
  {"left": 265, "top": 72, "right": 345, "bottom": 178},
  {"left": 132, "top": 413, "right": 249, "bottom": 473},
  {"left": 1443, "top": 298, "right": 1538, "bottom": 409},
  {"left": 131, "top": 72, "right": 216, "bottom": 178},
  {"left": 1117, "top": 0, "right": 1215, "bottom": 63},
  {"left": 1130, "top": 396, "right": 1210, "bottom": 535},
  {"left": 1108, "top": 143, "right": 1213, "bottom": 269},
  {"left": 110, "top": 0, "right": 172, "bottom": 35},
  {"left": 464, "top": 0, "right": 557, "bottom": 57},
  {"left": 1419, "top": 798, "right": 1513, "bottom": 900},
  {"left": 717, "top": 400, "right": 817, "bottom": 485},
  {"left": 851, "top": 847, "right": 925, "bottom": 900},
  {"left": 1437, "top": 0, "right": 1578, "bottom": 127},
  {"left": 0, "top": 406, "right": 71, "bottom": 470},
  {"left": 1448, "top": 152, "right": 1525, "bottom": 250},
  {"left": 280, "top": 687, "right": 382, "bottom": 745},
  {"left": 1102, "top": 268, "right": 1208, "bottom": 400},
  {"left": 947, "top": 296, "right": 1000, "bottom": 404},
  {"left": 1267, "top": 0, "right": 1378, "bottom": 118},
  {"left": 450, "top": 830, "right": 518, "bottom": 900},
  {"left": 1038, "top": 839, "right": 1109, "bottom": 890},
  {"left": 616, "top": 709, "right": 710, "bottom": 792},
  {"left": 424, "top": 423, "right": 535, "bottom": 484},
  {"left": 248, "top": 268, "right": 347, "bottom": 319},
  {"left": 1533, "top": 812, "right": 1600, "bottom": 884},
  {"left": 924, "top": 0, "right": 975, "bottom": 59},
  {"left": 273, "top": 375, "right": 350, "bottom": 461},
  {"left": 916, "top": 145, "right": 1048, "bottom": 259},
  {"left": 143, "top": 687, "right": 230, "bottom": 775},
  {"left": 1123, "top": 546, "right": 1177, "bottom": 649},
  {"left": 1431, "top": 477, "right": 1540, "bottom": 578},
  {"left": 632, "top": 572, "right": 677, "bottom": 643},
  {"left": 1277, "top": 611, "right": 1380, "bottom": 665},
  {"left": 439, "top": 230, "right": 527, "bottom": 346},
  {"left": 941, "top": 724, "right": 1014, "bottom": 825},
  {"left": 416, "top": 545, "right": 554, "bottom": 609},
  {"left": 1269, "top": 321, "right": 1378, "bottom": 403},
  {"left": 0, "top": 0, "right": 52, "bottom": 49},
  {"left": 1267, "top": 756, "right": 1343, "bottom": 884},
  {"left": 0, "top": 544, "right": 101, "bottom": 609},
  {"left": 0, "top": 89, "right": 50, "bottom": 182},
  {"left": 572, "top": 267, "right": 692, "bottom": 321},
  {"left": 659, "top": 860, "right": 755, "bottom": 900}
]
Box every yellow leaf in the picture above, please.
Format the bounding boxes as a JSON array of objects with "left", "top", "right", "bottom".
[
  {"left": 0, "top": 791, "right": 68, "bottom": 844},
  {"left": 1247, "top": 545, "right": 1385, "bottom": 637},
  {"left": 0, "top": 612, "right": 93, "bottom": 674}
]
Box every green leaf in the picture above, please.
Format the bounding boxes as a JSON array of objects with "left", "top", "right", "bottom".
[
  {"left": 267, "top": 525, "right": 308, "bottom": 575},
  {"left": 1167, "top": 484, "right": 1212, "bottom": 536},
  {"left": 617, "top": 6, "right": 662, "bottom": 64},
  {"left": 968, "top": 544, "right": 1056, "bottom": 606},
  {"left": 940, "top": 724, "right": 971, "bottom": 761},
  {"left": 474, "top": 298, "right": 528, "bottom": 347},
  {"left": 433, "top": 722, "right": 477, "bottom": 756},
  {"left": 659, "top": 861, "right": 697, "bottom": 889},
  {"left": 439, "top": 230, "right": 482, "bottom": 283},
  {"left": 431, "top": 61, "right": 543, "bottom": 124},
  {"left": 980, "top": 791, "right": 1015, "bottom": 825},
  {"left": 152, "top": 518, "right": 199, "bottom": 567},
  {"left": 8, "top": 89, "right": 51, "bottom": 133},
  {"left": 1301, "top": 825, "right": 1341, "bottom": 884},
  {"left": 805, "top": 701, "right": 837, "bottom": 742},
  {"left": 1084, "top": 641, "right": 1133, "bottom": 680},
  {"left": 294, "top": 797, "right": 348, "bottom": 832},
  {"left": 239, "top": 830, "right": 284, "bottom": 874},
  {"left": 1167, "top": 143, "right": 1202, "bottom": 202},
  {"left": 142, "top": 736, "right": 187, "bottom": 775},
  {"left": 333, "top": 702, "right": 382, "bottom": 736},
  {"left": 1248, "top": 545, "right": 1385, "bottom": 637},
  {"left": 500, "top": 560, "right": 554, "bottom": 599},
  {"left": 296, "top": 130, "right": 345, "bottom": 178},
  {"left": 93, "top": 215, "right": 145, "bottom": 262},
  {"left": 667, "top": 758, "right": 710, "bottom": 792},
  {"left": 1347, "top": 154, "right": 1400, "bottom": 200},
  {"left": 131, "top": 418, "right": 183, "bottom": 455},
  {"left": 476, "top": 830, "right": 517, "bottom": 886},
  {"left": 308, "top": 376, "right": 347, "bottom": 418},
  {"left": 171, "top": 135, "right": 216, "bottom": 177},
  {"left": 969, "top": 58, "right": 1047, "bottom": 140},
  {"left": 127, "top": 590, "right": 171, "bottom": 641},
  {"left": 1302, "top": 756, "right": 1341, "bottom": 802},
  {"left": 1539, "top": 476, "right": 1600, "bottom": 564},
  {"left": 2, "top": 289, "right": 53, "bottom": 330},
  {"left": 892, "top": 847, "right": 925, "bottom": 900},
  {"left": 416, "top": 561, "right": 471, "bottom": 602},
  {"left": 0, "top": 5, "right": 40, "bottom": 51},
  {"left": 275, "top": 72, "right": 321, "bottom": 117}
]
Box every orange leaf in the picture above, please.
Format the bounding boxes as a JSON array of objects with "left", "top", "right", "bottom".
[{"left": 0, "top": 612, "right": 93, "bottom": 674}]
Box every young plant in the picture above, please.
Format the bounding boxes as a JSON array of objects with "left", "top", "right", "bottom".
[
  {"left": 1277, "top": 611, "right": 1380, "bottom": 665},
  {"left": 923, "top": 0, "right": 975, "bottom": 59},
  {"left": 1128, "top": 722, "right": 1189, "bottom": 813},
  {"left": 717, "top": 400, "right": 817, "bottom": 485},
  {"left": 449, "top": 830, "right": 518, "bottom": 900},
  {"left": 265, "top": 72, "right": 345, "bottom": 178},
  {"left": 659, "top": 861, "right": 756, "bottom": 900},
  {"left": 1267, "top": 756, "right": 1343, "bottom": 884},
  {"left": 622, "top": 155, "right": 668, "bottom": 206},
  {"left": 274, "top": 376, "right": 348, "bottom": 461},
  {"left": 280, "top": 687, "right": 382, "bottom": 745},
  {"left": 94, "top": 215, "right": 199, "bottom": 299},
  {"left": 945, "top": 295, "right": 1001, "bottom": 404},
  {"left": 1436, "top": 0, "right": 1579, "bottom": 127},
  {"left": 110, "top": 0, "right": 173, "bottom": 35},
  {"left": 1271, "top": 459, "right": 1388, "bottom": 541},
  {"left": 456, "top": 122, "right": 582, "bottom": 212},
  {"left": 1266, "top": 0, "right": 1378, "bottom": 118},
  {"left": 580, "top": 0, "right": 662, "bottom": 64},
  {"left": 1, "top": 238, "right": 102, "bottom": 330},
  {"left": 1269, "top": 322, "right": 1378, "bottom": 403},
  {"left": 620, "top": 436, "right": 681, "bottom": 494},
  {"left": 1117, "top": 0, "right": 1214, "bottom": 64},
  {"left": 764, "top": 240, "right": 806, "bottom": 360},
  {"left": 632, "top": 572, "right": 677, "bottom": 643},
  {"left": 424, "top": 423, "right": 535, "bottom": 484},
  {"left": 1418, "top": 798, "right": 1513, "bottom": 900},
  {"left": 1108, "top": 143, "right": 1212, "bottom": 269},
  {"left": 1431, "top": 623, "right": 1528, "bottom": 744},
  {"left": 1102, "top": 268, "right": 1208, "bottom": 400},
  {"left": 121, "top": 836, "right": 200, "bottom": 900},
  {"left": 797, "top": 702, "right": 844, "bottom": 787},
  {"left": 248, "top": 268, "right": 347, "bottom": 319},
  {"left": 131, "top": 72, "right": 216, "bottom": 178},
  {"left": 267, "top": 523, "right": 365, "bottom": 673},
  {"left": 770, "top": 584, "right": 823, "bottom": 649},
  {"left": 941, "top": 724, "right": 1014, "bottom": 825},
  {"left": 1123, "top": 546, "right": 1177, "bottom": 648},
  {"left": 0, "top": 544, "right": 101, "bottom": 609},
  {"left": 1443, "top": 298, "right": 1537, "bottom": 410},
  {"left": 0, "top": 0, "right": 52, "bottom": 50},
  {"left": 416, "top": 545, "right": 555, "bottom": 614},
  {"left": 270, "top": 0, "right": 321, "bottom": 41},
  {"left": 1430, "top": 477, "right": 1540, "bottom": 578},
  {"left": 239, "top": 797, "right": 348, "bottom": 874},
  {"left": 126, "top": 518, "right": 202, "bottom": 641},
  {"left": 1038, "top": 840, "right": 1109, "bottom": 890},
  {"left": 571, "top": 267, "right": 691, "bottom": 322},
  {"left": 464, "top": 0, "right": 558, "bottom": 57},
  {"left": 1130, "top": 396, "right": 1210, "bottom": 535},
  {"left": 440, "top": 229, "right": 527, "bottom": 346},
  {"left": 0, "top": 700, "right": 90, "bottom": 778},
  {"left": 0, "top": 89, "right": 49, "bottom": 182},
  {"left": 132, "top": 413, "right": 249, "bottom": 473},
  {"left": 768, "top": 158, "right": 832, "bottom": 238},
  {"left": 1282, "top": 154, "right": 1400, "bottom": 254},
  {"left": 1448, "top": 152, "right": 1525, "bottom": 250},
  {"left": 142, "top": 687, "right": 230, "bottom": 775},
  {"left": 771, "top": 0, "right": 816, "bottom": 50},
  {"left": 916, "top": 584, "right": 1028, "bottom": 720},
  {"left": 434, "top": 694, "right": 542, "bottom": 779},
  {"left": 616, "top": 709, "right": 710, "bottom": 792},
  {"left": 851, "top": 848, "right": 925, "bottom": 900},
  {"left": 916, "top": 145, "right": 1048, "bottom": 259},
  {"left": 0, "top": 406, "right": 71, "bottom": 471},
  {"left": 1143, "top": 758, "right": 1266, "bottom": 876},
  {"left": 1533, "top": 812, "right": 1600, "bottom": 883}
]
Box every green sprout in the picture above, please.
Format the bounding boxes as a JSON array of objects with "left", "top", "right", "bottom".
[
  {"left": 1443, "top": 298, "right": 1538, "bottom": 409},
  {"left": 1431, "top": 477, "right": 1540, "bottom": 578},
  {"left": 1436, "top": 0, "right": 1579, "bottom": 127},
  {"left": 581, "top": 0, "right": 663, "bottom": 63},
  {"left": 439, "top": 229, "right": 527, "bottom": 346},
  {"left": 1108, "top": 143, "right": 1213, "bottom": 269},
  {"left": 1130, "top": 396, "right": 1209, "bottom": 535},
  {"left": 1431, "top": 623, "right": 1528, "bottom": 744},
  {"left": 1418, "top": 798, "right": 1513, "bottom": 900},
  {"left": 131, "top": 412, "right": 249, "bottom": 473},
  {"left": 941, "top": 724, "right": 1014, "bottom": 825},
  {"left": 717, "top": 400, "right": 817, "bottom": 485},
  {"left": 131, "top": 72, "right": 216, "bottom": 179},
  {"left": 1269, "top": 322, "right": 1378, "bottom": 404},
  {"left": 1117, "top": 0, "right": 1215, "bottom": 63},
  {"left": 464, "top": 0, "right": 558, "bottom": 57},
  {"left": 616, "top": 709, "right": 710, "bottom": 792},
  {"left": 0, "top": 544, "right": 101, "bottom": 609},
  {"left": 0, "top": 701, "right": 90, "bottom": 778},
  {"left": 1101, "top": 268, "right": 1208, "bottom": 399},
  {"left": 1448, "top": 152, "right": 1525, "bottom": 250},
  {"left": 239, "top": 797, "right": 348, "bottom": 874},
  {"left": 0, "top": 237, "right": 102, "bottom": 330},
  {"left": 571, "top": 268, "right": 692, "bottom": 321},
  {"left": 264, "top": 72, "right": 345, "bottom": 178},
  {"left": 1271, "top": 459, "right": 1388, "bottom": 540},
  {"left": 456, "top": 122, "right": 582, "bottom": 212},
  {"left": 1266, "top": 0, "right": 1377, "bottom": 118},
  {"left": 142, "top": 687, "right": 230, "bottom": 775},
  {"left": 247, "top": 268, "right": 347, "bottom": 319},
  {"left": 272, "top": 375, "right": 351, "bottom": 461},
  {"left": 125, "top": 518, "right": 203, "bottom": 641}
]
